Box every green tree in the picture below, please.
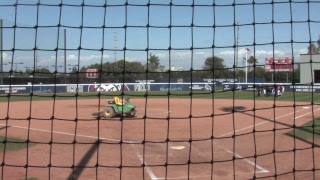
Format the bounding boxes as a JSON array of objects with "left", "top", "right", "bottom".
[
  {"left": 82, "top": 60, "right": 146, "bottom": 82},
  {"left": 203, "top": 56, "right": 231, "bottom": 78},
  {"left": 247, "top": 56, "right": 258, "bottom": 66},
  {"left": 246, "top": 56, "right": 259, "bottom": 73},
  {"left": 116, "top": 60, "right": 145, "bottom": 81},
  {"left": 147, "top": 53, "right": 160, "bottom": 72},
  {"left": 248, "top": 66, "right": 265, "bottom": 79},
  {"left": 308, "top": 36, "right": 320, "bottom": 54},
  {"left": 203, "top": 56, "right": 225, "bottom": 70},
  {"left": 69, "top": 67, "right": 78, "bottom": 73},
  {"left": 24, "top": 67, "right": 51, "bottom": 77},
  {"left": 36, "top": 67, "right": 51, "bottom": 74},
  {"left": 25, "top": 68, "right": 33, "bottom": 74},
  {"left": 308, "top": 43, "right": 319, "bottom": 54}
]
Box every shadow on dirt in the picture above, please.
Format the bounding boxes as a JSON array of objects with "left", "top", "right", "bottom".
[
  {"left": 67, "top": 104, "right": 105, "bottom": 108},
  {"left": 67, "top": 140, "right": 99, "bottom": 179},
  {"left": 220, "top": 106, "right": 247, "bottom": 112}
]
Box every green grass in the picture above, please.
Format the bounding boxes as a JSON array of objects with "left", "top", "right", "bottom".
[
  {"left": 19, "top": 178, "right": 39, "bottom": 180},
  {"left": 0, "top": 136, "right": 36, "bottom": 152},
  {"left": 1, "top": 90, "right": 320, "bottom": 103},
  {"left": 286, "top": 118, "right": 320, "bottom": 139}
]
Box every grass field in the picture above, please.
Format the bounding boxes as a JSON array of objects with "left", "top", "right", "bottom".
[
  {"left": 0, "top": 136, "right": 36, "bottom": 152},
  {"left": 0, "top": 90, "right": 320, "bottom": 103},
  {"left": 287, "top": 117, "right": 320, "bottom": 139}
]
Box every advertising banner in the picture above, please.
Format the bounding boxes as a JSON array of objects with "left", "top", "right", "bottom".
[
  {"left": 0, "top": 82, "right": 216, "bottom": 94},
  {"left": 87, "top": 83, "right": 131, "bottom": 92},
  {"left": 222, "top": 83, "right": 320, "bottom": 93}
]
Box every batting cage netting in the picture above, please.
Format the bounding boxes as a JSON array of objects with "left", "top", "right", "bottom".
[{"left": 0, "top": 0, "right": 319, "bottom": 180}]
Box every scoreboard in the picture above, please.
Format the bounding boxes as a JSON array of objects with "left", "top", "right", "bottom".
[
  {"left": 265, "top": 57, "right": 293, "bottom": 72},
  {"left": 86, "top": 68, "right": 99, "bottom": 78}
]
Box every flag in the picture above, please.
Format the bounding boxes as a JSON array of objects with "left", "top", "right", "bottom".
[{"left": 246, "top": 48, "right": 251, "bottom": 54}]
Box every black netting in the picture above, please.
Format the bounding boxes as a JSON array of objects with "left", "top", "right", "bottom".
[{"left": 0, "top": 0, "right": 319, "bottom": 180}]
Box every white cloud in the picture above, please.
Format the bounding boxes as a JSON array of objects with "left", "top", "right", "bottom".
[
  {"left": 216, "top": 48, "right": 297, "bottom": 67},
  {"left": 2, "top": 53, "right": 112, "bottom": 72},
  {"left": 1, "top": 47, "right": 309, "bottom": 72},
  {"left": 152, "top": 51, "right": 211, "bottom": 70},
  {"left": 154, "top": 53, "right": 167, "bottom": 59},
  {"left": 2, "top": 52, "right": 9, "bottom": 61},
  {"left": 154, "top": 47, "right": 307, "bottom": 69},
  {"left": 124, "top": 57, "right": 138, "bottom": 62},
  {"left": 295, "top": 48, "right": 308, "bottom": 56},
  {"left": 67, "top": 54, "right": 77, "bottom": 60},
  {"left": 218, "top": 50, "right": 234, "bottom": 56}
]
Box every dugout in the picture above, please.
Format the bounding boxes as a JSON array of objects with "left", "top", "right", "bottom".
[{"left": 300, "top": 54, "right": 320, "bottom": 84}]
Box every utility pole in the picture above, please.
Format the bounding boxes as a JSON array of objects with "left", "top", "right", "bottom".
[
  {"left": 0, "top": 19, "right": 3, "bottom": 85},
  {"left": 236, "top": 21, "right": 239, "bottom": 75},
  {"left": 35, "top": 46, "right": 38, "bottom": 70},
  {"left": 64, "top": 29, "right": 67, "bottom": 84},
  {"left": 113, "top": 32, "right": 117, "bottom": 63}
]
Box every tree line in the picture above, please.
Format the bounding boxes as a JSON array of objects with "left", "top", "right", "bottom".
[
  {"left": 4, "top": 35, "right": 320, "bottom": 84},
  {"left": 6, "top": 52, "right": 301, "bottom": 84},
  {"left": 69, "top": 53, "right": 300, "bottom": 83}
]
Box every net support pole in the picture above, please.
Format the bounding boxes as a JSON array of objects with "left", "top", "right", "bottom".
[
  {"left": 0, "top": 19, "right": 3, "bottom": 85},
  {"left": 64, "top": 28, "right": 67, "bottom": 84},
  {"left": 245, "top": 49, "right": 248, "bottom": 83}
]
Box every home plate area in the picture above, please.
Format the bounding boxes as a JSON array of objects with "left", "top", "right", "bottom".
[{"left": 131, "top": 140, "right": 267, "bottom": 179}]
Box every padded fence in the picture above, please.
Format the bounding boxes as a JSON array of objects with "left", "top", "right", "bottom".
[{"left": 0, "top": 1, "right": 320, "bottom": 180}]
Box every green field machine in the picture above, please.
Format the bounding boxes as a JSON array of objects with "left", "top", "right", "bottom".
[{"left": 92, "top": 97, "right": 137, "bottom": 118}]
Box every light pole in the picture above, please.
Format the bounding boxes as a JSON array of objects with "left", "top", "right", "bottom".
[
  {"left": 24, "top": 66, "right": 34, "bottom": 75},
  {"left": 52, "top": 65, "right": 63, "bottom": 70},
  {"left": 8, "top": 62, "right": 23, "bottom": 72},
  {"left": 236, "top": 21, "right": 239, "bottom": 76},
  {"left": 38, "top": 66, "right": 49, "bottom": 71},
  {"left": 67, "top": 64, "right": 77, "bottom": 72},
  {"left": 64, "top": 29, "right": 67, "bottom": 84},
  {"left": 0, "top": 19, "right": 3, "bottom": 85},
  {"left": 67, "top": 64, "right": 78, "bottom": 84},
  {"left": 24, "top": 66, "right": 34, "bottom": 71},
  {"left": 38, "top": 66, "right": 49, "bottom": 68},
  {"left": 51, "top": 65, "right": 63, "bottom": 76}
]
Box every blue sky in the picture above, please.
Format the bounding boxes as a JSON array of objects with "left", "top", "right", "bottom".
[{"left": 0, "top": 0, "right": 320, "bottom": 72}]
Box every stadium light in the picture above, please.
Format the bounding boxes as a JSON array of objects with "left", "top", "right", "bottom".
[
  {"left": 51, "top": 65, "right": 63, "bottom": 71},
  {"left": 8, "top": 62, "right": 24, "bottom": 72},
  {"left": 25, "top": 66, "right": 33, "bottom": 69}
]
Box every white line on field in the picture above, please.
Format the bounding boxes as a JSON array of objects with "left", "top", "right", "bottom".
[
  {"left": 213, "top": 107, "right": 320, "bottom": 176},
  {"left": 155, "top": 175, "right": 212, "bottom": 180},
  {"left": 0, "top": 123, "right": 158, "bottom": 179},
  {"left": 0, "top": 107, "right": 318, "bottom": 180},
  {"left": 218, "top": 107, "right": 319, "bottom": 138},
  {"left": 0, "top": 123, "right": 137, "bottom": 144},
  {"left": 154, "top": 172, "right": 267, "bottom": 180},
  {"left": 130, "top": 144, "right": 158, "bottom": 180},
  {"left": 224, "top": 149, "right": 269, "bottom": 173}
]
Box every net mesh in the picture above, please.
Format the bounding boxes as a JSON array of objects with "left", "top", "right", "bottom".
[{"left": 0, "top": 0, "right": 320, "bottom": 180}]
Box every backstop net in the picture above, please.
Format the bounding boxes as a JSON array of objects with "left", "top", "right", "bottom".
[{"left": 0, "top": 0, "right": 319, "bottom": 180}]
